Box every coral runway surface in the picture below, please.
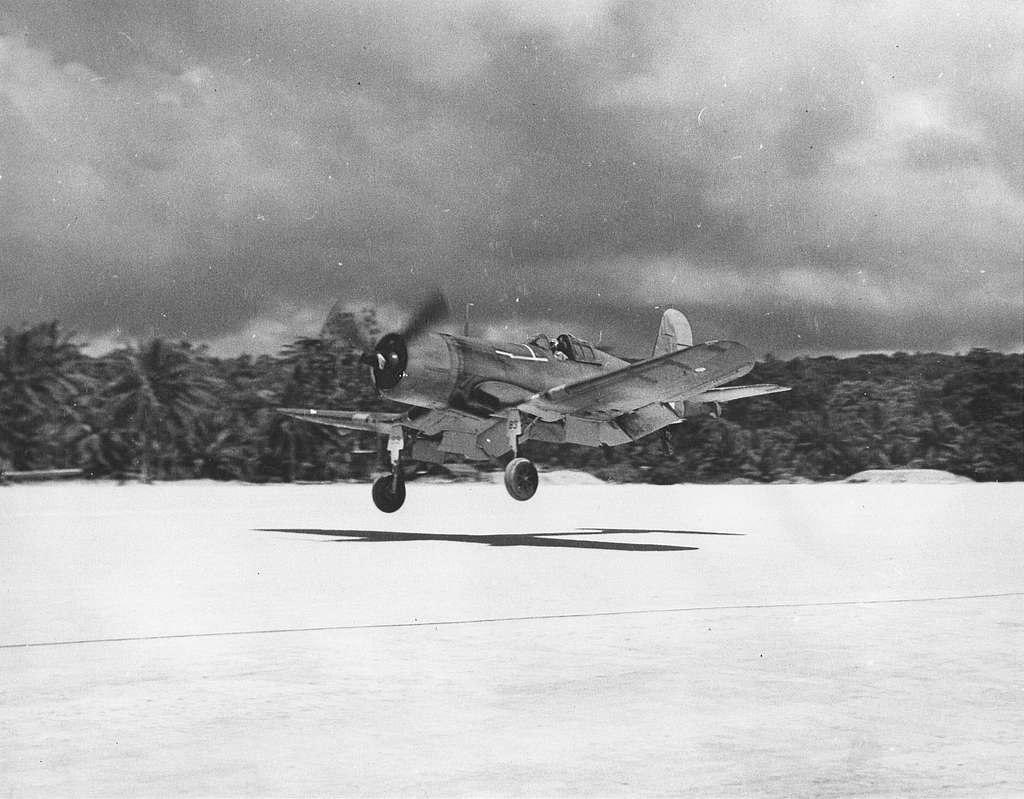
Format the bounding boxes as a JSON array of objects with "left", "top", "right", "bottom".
[{"left": 2, "top": 480, "right": 1022, "bottom": 797}]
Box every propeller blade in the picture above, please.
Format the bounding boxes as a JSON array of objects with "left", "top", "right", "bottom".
[
  {"left": 399, "top": 289, "right": 449, "bottom": 342},
  {"left": 359, "top": 349, "right": 383, "bottom": 367},
  {"left": 319, "top": 301, "right": 372, "bottom": 350}
]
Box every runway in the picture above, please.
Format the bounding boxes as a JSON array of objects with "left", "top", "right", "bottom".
[{"left": 2, "top": 479, "right": 1022, "bottom": 796}]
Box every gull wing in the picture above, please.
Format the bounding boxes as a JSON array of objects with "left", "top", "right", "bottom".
[
  {"left": 518, "top": 340, "right": 757, "bottom": 419},
  {"left": 277, "top": 408, "right": 406, "bottom": 434}
]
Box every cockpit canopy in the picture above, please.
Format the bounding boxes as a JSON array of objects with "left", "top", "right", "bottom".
[{"left": 527, "top": 333, "right": 601, "bottom": 364}]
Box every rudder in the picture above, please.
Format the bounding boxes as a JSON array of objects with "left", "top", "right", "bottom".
[{"left": 651, "top": 308, "right": 693, "bottom": 358}]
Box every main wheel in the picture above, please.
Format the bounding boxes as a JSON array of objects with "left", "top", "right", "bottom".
[
  {"left": 504, "top": 457, "right": 538, "bottom": 501},
  {"left": 372, "top": 474, "right": 406, "bottom": 513}
]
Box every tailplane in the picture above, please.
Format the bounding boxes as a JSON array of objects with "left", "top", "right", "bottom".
[{"left": 651, "top": 309, "right": 693, "bottom": 358}]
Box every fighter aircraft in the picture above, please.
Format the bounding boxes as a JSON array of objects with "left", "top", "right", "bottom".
[{"left": 280, "top": 292, "right": 788, "bottom": 512}]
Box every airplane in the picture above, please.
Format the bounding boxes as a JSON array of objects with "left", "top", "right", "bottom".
[{"left": 279, "top": 292, "right": 789, "bottom": 512}]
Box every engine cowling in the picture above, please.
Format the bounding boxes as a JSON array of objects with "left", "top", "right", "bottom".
[{"left": 369, "top": 332, "right": 455, "bottom": 408}]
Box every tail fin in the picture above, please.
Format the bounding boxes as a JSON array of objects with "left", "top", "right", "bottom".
[{"left": 651, "top": 309, "right": 693, "bottom": 358}]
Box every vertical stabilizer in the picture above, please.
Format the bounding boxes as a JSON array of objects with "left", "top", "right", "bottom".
[{"left": 651, "top": 309, "right": 693, "bottom": 358}]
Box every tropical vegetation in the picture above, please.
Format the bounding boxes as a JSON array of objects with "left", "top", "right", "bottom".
[{"left": 1, "top": 318, "right": 1021, "bottom": 484}]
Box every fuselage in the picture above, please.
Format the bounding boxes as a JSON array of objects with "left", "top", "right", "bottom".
[{"left": 378, "top": 332, "right": 627, "bottom": 415}]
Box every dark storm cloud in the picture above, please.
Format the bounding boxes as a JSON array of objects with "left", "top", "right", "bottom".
[{"left": 1, "top": 0, "right": 1021, "bottom": 356}]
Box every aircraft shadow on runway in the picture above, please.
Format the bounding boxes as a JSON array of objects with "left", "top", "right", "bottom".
[{"left": 259, "top": 527, "right": 743, "bottom": 552}]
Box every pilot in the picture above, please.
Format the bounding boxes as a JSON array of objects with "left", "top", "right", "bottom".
[{"left": 552, "top": 335, "right": 570, "bottom": 360}]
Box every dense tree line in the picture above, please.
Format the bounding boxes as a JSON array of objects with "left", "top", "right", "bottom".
[{"left": 2, "top": 319, "right": 1021, "bottom": 484}]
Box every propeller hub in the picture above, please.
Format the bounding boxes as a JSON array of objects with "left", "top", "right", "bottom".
[
  {"left": 339, "top": 289, "right": 449, "bottom": 393},
  {"left": 368, "top": 333, "right": 408, "bottom": 390}
]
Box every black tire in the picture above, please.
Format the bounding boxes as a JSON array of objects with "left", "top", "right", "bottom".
[
  {"left": 504, "top": 457, "right": 539, "bottom": 501},
  {"left": 372, "top": 474, "right": 406, "bottom": 513}
]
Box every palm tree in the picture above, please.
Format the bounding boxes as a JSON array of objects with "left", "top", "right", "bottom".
[
  {"left": 105, "top": 339, "right": 221, "bottom": 481},
  {"left": 271, "top": 307, "right": 387, "bottom": 482},
  {"left": 0, "top": 321, "right": 91, "bottom": 470}
]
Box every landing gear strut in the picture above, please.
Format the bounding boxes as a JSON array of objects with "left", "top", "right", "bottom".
[
  {"left": 372, "top": 426, "right": 406, "bottom": 513},
  {"left": 502, "top": 410, "right": 538, "bottom": 501}
]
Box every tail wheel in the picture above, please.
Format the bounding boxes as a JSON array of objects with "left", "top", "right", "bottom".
[
  {"left": 504, "top": 457, "right": 538, "bottom": 501},
  {"left": 372, "top": 474, "right": 406, "bottom": 513}
]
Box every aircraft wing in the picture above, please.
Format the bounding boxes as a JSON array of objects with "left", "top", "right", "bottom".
[
  {"left": 277, "top": 408, "right": 406, "bottom": 434},
  {"left": 518, "top": 340, "right": 758, "bottom": 418}
]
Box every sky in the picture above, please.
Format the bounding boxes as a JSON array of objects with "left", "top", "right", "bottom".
[{"left": 1, "top": 0, "right": 1021, "bottom": 358}]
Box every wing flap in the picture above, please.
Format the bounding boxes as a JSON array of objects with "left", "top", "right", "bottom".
[
  {"left": 277, "top": 408, "right": 405, "bottom": 434},
  {"left": 519, "top": 340, "right": 756, "bottom": 418}
]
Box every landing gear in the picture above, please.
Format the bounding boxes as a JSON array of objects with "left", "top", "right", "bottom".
[
  {"left": 504, "top": 457, "right": 538, "bottom": 501},
  {"left": 372, "top": 425, "right": 407, "bottom": 513},
  {"left": 503, "top": 410, "right": 538, "bottom": 501},
  {"left": 372, "top": 473, "right": 406, "bottom": 513}
]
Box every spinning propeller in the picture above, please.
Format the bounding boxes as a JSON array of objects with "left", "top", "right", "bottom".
[{"left": 320, "top": 290, "right": 450, "bottom": 390}]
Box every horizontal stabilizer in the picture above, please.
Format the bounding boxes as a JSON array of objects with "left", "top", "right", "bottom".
[
  {"left": 277, "top": 408, "right": 405, "bottom": 434},
  {"left": 687, "top": 384, "right": 790, "bottom": 403}
]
